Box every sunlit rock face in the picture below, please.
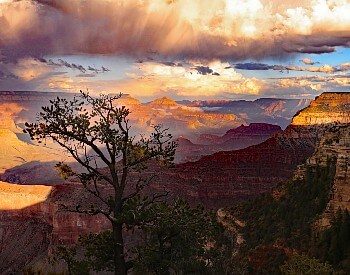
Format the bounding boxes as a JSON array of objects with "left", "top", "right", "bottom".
[
  {"left": 0, "top": 91, "right": 244, "bottom": 140},
  {"left": 0, "top": 182, "right": 110, "bottom": 273},
  {"left": 0, "top": 91, "right": 311, "bottom": 149},
  {"left": 0, "top": 126, "right": 65, "bottom": 174},
  {"left": 292, "top": 93, "right": 350, "bottom": 126},
  {"left": 0, "top": 102, "right": 23, "bottom": 132},
  {"left": 313, "top": 126, "right": 350, "bottom": 214},
  {"left": 0, "top": 182, "right": 52, "bottom": 210},
  {"left": 0, "top": 92, "right": 75, "bottom": 174},
  {"left": 124, "top": 96, "right": 244, "bottom": 138}
]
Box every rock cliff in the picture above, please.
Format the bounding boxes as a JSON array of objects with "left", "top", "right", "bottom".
[
  {"left": 0, "top": 182, "right": 110, "bottom": 273},
  {"left": 292, "top": 92, "right": 350, "bottom": 126},
  {"left": 155, "top": 93, "right": 350, "bottom": 208},
  {"left": 294, "top": 124, "right": 350, "bottom": 227},
  {"left": 154, "top": 128, "right": 315, "bottom": 208}
]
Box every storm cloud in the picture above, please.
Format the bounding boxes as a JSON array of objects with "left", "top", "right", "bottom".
[{"left": 1, "top": 0, "right": 350, "bottom": 61}]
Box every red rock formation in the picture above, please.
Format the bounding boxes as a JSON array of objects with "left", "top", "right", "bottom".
[
  {"left": 162, "top": 92, "right": 349, "bottom": 208},
  {"left": 176, "top": 123, "right": 282, "bottom": 162},
  {"left": 0, "top": 182, "right": 110, "bottom": 272},
  {"left": 153, "top": 125, "right": 316, "bottom": 208}
]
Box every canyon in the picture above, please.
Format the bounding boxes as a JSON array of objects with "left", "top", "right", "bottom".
[
  {"left": 0, "top": 92, "right": 348, "bottom": 272},
  {"left": 180, "top": 97, "right": 311, "bottom": 129},
  {"left": 176, "top": 123, "right": 282, "bottom": 162},
  {"left": 0, "top": 91, "right": 310, "bottom": 139}
]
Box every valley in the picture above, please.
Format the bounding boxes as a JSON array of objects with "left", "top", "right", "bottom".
[{"left": 0, "top": 92, "right": 348, "bottom": 273}]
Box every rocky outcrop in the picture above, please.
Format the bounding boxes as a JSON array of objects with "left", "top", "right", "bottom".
[
  {"left": 0, "top": 182, "right": 110, "bottom": 272},
  {"left": 202, "top": 123, "right": 282, "bottom": 145},
  {"left": 289, "top": 93, "right": 350, "bottom": 225},
  {"left": 0, "top": 91, "right": 245, "bottom": 141},
  {"left": 314, "top": 126, "right": 350, "bottom": 215},
  {"left": 292, "top": 92, "right": 350, "bottom": 126},
  {"left": 0, "top": 92, "right": 347, "bottom": 272}
]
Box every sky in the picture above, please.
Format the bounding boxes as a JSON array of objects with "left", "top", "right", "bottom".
[{"left": 0, "top": 0, "right": 349, "bottom": 101}]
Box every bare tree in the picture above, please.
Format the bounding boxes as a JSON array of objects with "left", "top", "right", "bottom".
[{"left": 25, "top": 91, "right": 177, "bottom": 274}]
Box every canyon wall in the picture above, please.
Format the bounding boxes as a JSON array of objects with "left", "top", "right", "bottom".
[
  {"left": 294, "top": 124, "right": 350, "bottom": 227},
  {"left": 155, "top": 92, "right": 350, "bottom": 208},
  {"left": 0, "top": 182, "right": 110, "bottom": 273},
  {"left": 292, "top": 92, "right": 350, "bottom": 126}
]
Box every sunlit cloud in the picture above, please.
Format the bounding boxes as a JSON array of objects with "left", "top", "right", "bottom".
[
  {"left": 1, "top": 0, "right": 349, "bottom": 99},
  {"left": 115, "top": 60, "right": 264, "bottom": 98},
  {"left": 263, "top": 73, "right": 350, "bottom": 99},
  {"left": 1, "top": 0, "right": 350, "bottom": 61}
]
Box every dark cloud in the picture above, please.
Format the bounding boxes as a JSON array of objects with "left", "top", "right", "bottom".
[
  {"left": 194, "top": 66, "right": 213, "bottom": 75},
  {"left": 161, "top": 61, "right": 183, "bottom": 67},
  {"left": 101, "top": 66, "right": 110, "bottom": 72},
  {"left": 37, "top": 58, "right": 110, "bottom": 74},
  {"left": 234, "top": 62, "right": 350, "bottom": 74},
  {"left": 194, "top": 66, "right": 220, "bottom": 76},
  {"left": 234, "top": 63, "right": 287, "bottom": 72},
  {"left": 235, "top": 63, "right": 271, "bottom": 70},
  {"left": 285, "top": 45, "right": 336, "bottom": 54},
  {"left": 193, "top": 66, "right": 220, "bottom": 76},
  {"left": 88, "top": 66, "right": 99, "bottom": 74}
]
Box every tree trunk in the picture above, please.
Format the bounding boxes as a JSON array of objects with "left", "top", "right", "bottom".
[{"left": 113, "top": 222, "right": 127, "bottom": 275}]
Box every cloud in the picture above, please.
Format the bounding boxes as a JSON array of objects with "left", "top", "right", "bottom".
[
  {"left": 76, "top": 73, "right": 97, "bottom": 78},
  {"left": 1, "top": 0, "right": 350, "bottom": 61},
  {"left": 234, "top": 62, "right": 350, "bottom": 74},
  {"left": 115, "top": 60, "right": 263, "bottom": 98},
  {"left": 38, "top": 58, "right": 110, "bottom": 74},
  {"left": 193, "top": 66, "right": 220, "bottom": 76},
  {"left": 235, "top": 63, "right": 275, "bottom": 71},
  {"left": 300, "top": 57, "right": 318, "bottom": 65},
  {"left": 101, "top": 66, "right": 110, "bottom": 72},
  {"left": 0, "top": 57, "right": 67, "bottom": 91},
  {"left": 0, "top": 69, "right": 17, "bottom": 80},
  {"left": 2, "top": 57, "right": 348, "bottom": 100},
  {"left": 262, "top": 73, "right": 350, "bottom": 98},
  {"left": 10, "top": 58, "right": 54, "bottom": 81},
  {"left": 35, "top": 60, "right": 263, "bottom": 99}
]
